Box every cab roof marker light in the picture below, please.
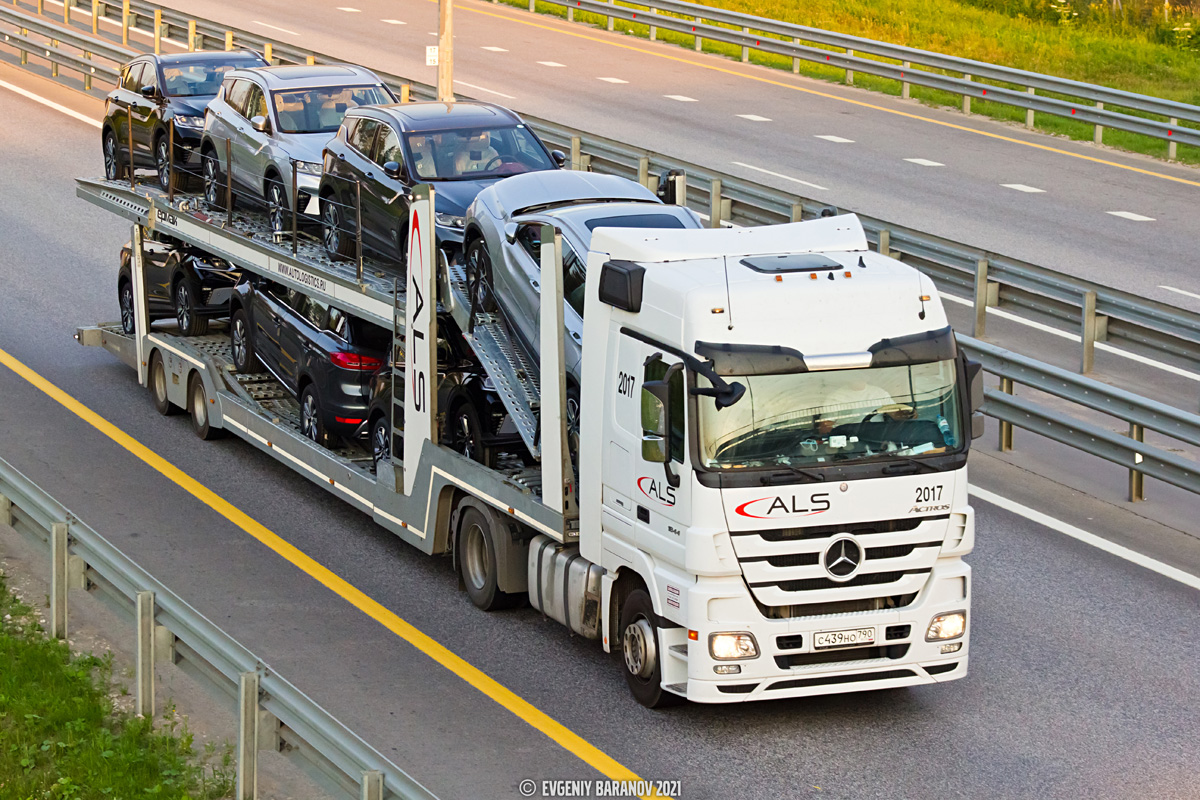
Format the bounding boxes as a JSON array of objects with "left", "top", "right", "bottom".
[
  {"left": 775, "top": 275, "right": 783, "bottom": 282},
  {"left": 809, "top": 273, "right": 818, "bottom": 280}
]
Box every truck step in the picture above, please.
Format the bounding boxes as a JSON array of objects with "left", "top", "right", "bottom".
[
  {"left": 669, "top": 644, "right": 689, "bottom": 658},
  {"left": 664, "top": 683, "right": 688, "bottom": 695}
]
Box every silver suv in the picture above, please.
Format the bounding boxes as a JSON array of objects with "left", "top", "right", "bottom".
[{"left": 199, "top": 65, "right": 394, "bottom": 233}]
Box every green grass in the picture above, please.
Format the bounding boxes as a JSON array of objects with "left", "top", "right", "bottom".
[
  {"left": 0, "top": 575, "right": 234, "bottom": 800},
  {"left": 502, "top": 0, "right": 1200, "bottom": 164}
]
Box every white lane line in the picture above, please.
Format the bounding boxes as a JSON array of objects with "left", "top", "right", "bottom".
[
  {"left": 597, "top": 77, "right": 628, "bottom": 84},
  {"left": 455, "top": 80, "right": 516, "bottom": 100},
  {"left": 737, "top": 114, "right": 772, "bottom": 122},
  {"left": 1002, "top": 183, "right": 1046, "bottom": 193},
  {"left": 381, "top": 19, "right": 406, "bottom": 25},
  {"left": 1160, "top": 285, "right": 1200, "bottom": 301},
  {"left": 905, "top": 158, "right": 944, "bottom": 167},
  {"left": 941, "top": 293, "right": 1200, "bottom": 381},
  {"left": 815, "top": 135, "right": 854, "bottom": 143},
  {"left": 0, "top": 79, "right": 100, "bottom": 128},
  {"left": 538, "top": 61, "right": 566, "bottom": 67},
  {"left": 481, "top": 46, "right": 508, "bottom": 51},
  {"left": 337, "top": 7, "right": 362, "bottom": 12},
  {"left": 253, "top": 21, "right": 299, "bottom": 35},
  {"left": 664, "top": 94, "right": 697, "bottom": 102},
  {"left": 731, "top": 161, "right": 828, "bottom": 191},
  {"left": 971, "top": 486, "right": 1200, "bottom": 592},
  {"left": 1108, "top": 211, "right": 1155, "bottom": 221}
]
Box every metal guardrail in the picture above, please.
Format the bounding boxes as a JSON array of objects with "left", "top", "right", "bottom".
[{"left": 0, "top": 456, "right": 439, "bottom": 800}]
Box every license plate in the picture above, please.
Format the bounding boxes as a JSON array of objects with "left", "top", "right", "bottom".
[{"left": 814, "top": 627, "right": 876, "bottom": 650}]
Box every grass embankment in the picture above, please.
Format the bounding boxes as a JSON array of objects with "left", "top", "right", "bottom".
[
  {"left": 500, "top": 0, "right": 1200, "bottom": 164},
  {"left": 0, "top": 574, "right": 233, "bottom": 799}
]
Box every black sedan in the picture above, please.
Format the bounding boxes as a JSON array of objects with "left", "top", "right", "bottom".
[
  {"left": 228, "top": 277, "right": 390, "bottom": 447},
  {"left": 118, "top": 236, "right": 240, "bottom": 336},
  {"left": 319, "top": 101, "right": 563, "bottom": 271},
  {"left": 102, "top": 50, "right": 267, "bottom": 190}
]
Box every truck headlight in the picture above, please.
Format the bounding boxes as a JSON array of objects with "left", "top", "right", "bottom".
[
  {"left": 925, "top": 611, "right": 966, "bottom": 641},
  {"left": 709, "top": 632, "right": 759, "bottom": 660}
]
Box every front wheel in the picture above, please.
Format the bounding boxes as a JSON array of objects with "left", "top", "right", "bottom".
[
  {"left": 464, "top": 238, "right": 497, "bottom": 315},
  {"left": 118, "top": 278, "right": 136, "bottom": 335},
  {"left": 202, "top": 150, "right": 229, "bottom": 210},
  {"left": 173, "top": 278, "right": 208, "bottom": 336},
  {"left": 103, "top": 130, "right": 120, "bottom": 181},
  {"left": 266, "top": 177, "right": 287, "bottom": 236},
  {"left": 620, "top": 589, "right": 683, "bottom": 708},
  {"left": 322, "top": 195, "right": 355, "bottom": 260},
  {"left": 155, "top": 135, "right": 172, "bottom": 191}
]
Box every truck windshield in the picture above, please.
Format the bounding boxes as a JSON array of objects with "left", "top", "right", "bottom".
[{"left": 697, "top": 360, "right": 963, "bottom": 470}]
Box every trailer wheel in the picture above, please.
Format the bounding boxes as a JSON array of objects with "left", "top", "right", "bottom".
[
  {"left": 619, "top": 589, "right": 683, "bottom": 708},
  {"left": 187, "top": 372, "right": 222, "bottom": 440},
  {"left": 173, "top": 277, "right": 208, "bottom": 336},
  {"left": 456, "top": 506, "right": 519, "bottom": 611},
  {"left": 230, "top": 309, "right": 262, "bottom": 374},
  {"left": 149, "top": 351, "right": 177, "bottom": 417}
]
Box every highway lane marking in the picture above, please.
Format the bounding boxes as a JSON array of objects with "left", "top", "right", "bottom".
[
  {"left": 452, "top": 2, "right": 1200, "bottom": 190},
  {"left": 905, "top": 158, "right": 944, "bottom": 167},
  {"left": 970, "top": 486, "right": 1200, "bottom": 592},
  {"left": 730, "top": 161, "right": 828, "bottom": 191},
  {"left": 941, "top": 293, "right": 1200, "bottom": 381},
  {"left": 337, "top": 7, "right": 362, "bottom": 12},
  {"left": 664, "top": 94, "right": 696, "bottom": 102},
  {"left": 598, "top": 77, "right": 628, "bottom": 84},
  {"left": 1107, "top": 211, "right": 1155, "bottom": 221},
  {"left": 252, "top": 21, "right": 299, "bottom": 36},
  {"left": 1001, "top": 183, "right": 1045, "bottom": 192},
  {"left": 815, "top": 135, "right": 854, "bottom": 143},
  {"left": 455, "top": 80, "right": 516, "bottom": 100},
  {"left": 1159, "top": 285, "right": 1200, "bottom": 301},
  {"left": 0, "top": 344, "right": 669, "bottom": 799},
  {"left": 538, "top": 61, "right": 566, "bottom": 67},
  {"left": 481, "top": 46, "right": 508, "bottom": 51},
  {"left": 737, "top": 114, "right": 772, "bottom": 122},
  {"left": 381, "top": 19, "right": 407, "bottom": 25},
  {"left": 0, "top": 78, "right": 100, "bottom": 128}
]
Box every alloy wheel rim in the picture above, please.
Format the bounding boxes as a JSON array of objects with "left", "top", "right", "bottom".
[
  {"left": 232, "top": 318, "right": 245, "bottom": 367},
  {"left": 456, "top": 413, "right": 476, "bottom": 460},
  {"left": 269, "top": 184, "right": 284, "bottom": 233},
  {"left": 372, "top": 421, "right": 389, "bottom": 463},
  {"left": 175, "top": 283, "right": 190, "bottom": 330},
  {"left": 462, "top": 523, "right": 488, "bottom": 591},
  {"left": 203, "top": 158, "right": 218, "bottom": 204},
  {"left": 120, "top": 285, "right": 134, "bottom": 332},
  {"left": 104, "top": 136, "right": 117, "bottom": 180},
  {"left": 302, "top": 394, "right": 318, "bottom": 440},
  {"left": 157, "top": 140, "right": 170, "bottom": 188},
  {"left": 323, "top": 203, "right": 340, "bottom": 253}
]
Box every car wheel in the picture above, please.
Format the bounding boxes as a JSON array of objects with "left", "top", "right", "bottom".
[
  {"left": 118, "top": 278, "right": 136, "bottom": 335},
  {"left": 455, "top": 505, "right": 520, "bottom": 611},
  {"left": 202, "top": 150, "right": 229, "bottom": 210},
  {"left": 103, "top": 130, "right": 120, "bottom": 181},
  {"left": 620, "top": 588, "right": 684, "bottom": 708},
  {"left": 266, "top": 177, "right": 286, "bottom": 236},
  {"left": 321, "top": 195, "right": 355, "bottom": 260},
  {"left": 448, "top": 399, "right": 491, "bottom": 468},
  {"left": 173, "top": 278, "right": 209, "bottom": 336},
  {"left": 188, "top": 372, "right": 222, "bottom": 440},
  {"left": 149, "top": 350, "right": 177, "bottom": 416},
  {"left": 300, "top": 384, "right": 332, "bottom": 448},
  {"left": 566, "top": 383, "right": 581, "bottom": 483},
  {"left": 465, "top": 238, "right": 497, "bottom": 315},
  {"left": 371, "top": 414, "right": 394, "bottom": 470},
  {"left": 155, "top": 135, "right": 172, "bottom": 192},
  {"left": 229, "top": 309, "right": 262, "bottom": 373}
]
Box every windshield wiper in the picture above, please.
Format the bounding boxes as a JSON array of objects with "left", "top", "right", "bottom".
[
  {"left": 771, "top": 459, "right": 825, "bottom": 483},
  {"left": 882, "top": 456, "right": 943, "bottom": 475}
]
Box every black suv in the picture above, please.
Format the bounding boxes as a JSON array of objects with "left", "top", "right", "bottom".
[
  {"left": 118, "top": 236, "right": 241, "bottom": 336},
  {"left": 102, "top": 50, "right": 267, "bottom": 190},
  {"left": 319, "top": 101, "right": 563, "bottom": 270},
  {"left": 229, "top": 278, "right": 390, "bottom": 446}
]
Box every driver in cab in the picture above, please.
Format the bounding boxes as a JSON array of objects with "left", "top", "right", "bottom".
[{"left": 815, "top": 375, "right": 913, "bottom": 437}]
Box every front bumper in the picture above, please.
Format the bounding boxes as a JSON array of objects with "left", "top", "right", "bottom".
[{"left": 680, "top": 560, "right": 971, "bottom": 703}]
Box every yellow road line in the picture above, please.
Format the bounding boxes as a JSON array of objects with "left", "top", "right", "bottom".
[
  {"left": 0, "top": 344, "right": 664, "bottom": 798},
  {"left": 454, "top": 1, "right": 1200, "bottom": 189}
]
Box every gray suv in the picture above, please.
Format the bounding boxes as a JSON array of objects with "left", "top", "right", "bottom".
[{"left": 199, "top": 65, "right": 394, "bottom": 233}]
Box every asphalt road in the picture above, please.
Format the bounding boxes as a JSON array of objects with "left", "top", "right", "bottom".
[
  {"left": 120, "top": 0, "right": 1200, "bottom": 314},
  {"left": 2, "top": 65, "right": 1199, "bottom": 799}
]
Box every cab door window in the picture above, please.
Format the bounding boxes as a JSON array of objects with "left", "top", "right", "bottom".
[{"left": 643, "top": 359, "right": 685, "bottom": 462}]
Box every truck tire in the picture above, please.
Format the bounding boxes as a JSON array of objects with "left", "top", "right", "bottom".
[
  {"left": 456, "top": 505, "right": 519, "bottom": 611},
  {"left": 619, "top": 589, "right": 683, "bottom": 708},
  {"left": 149, "top": 351, "right": 177, "bottom": 416},
  {"left": 188, "top": 372, "right": 222, "bottom": 440},
  {"left": 229, "top": 309, "right": 262, "bottom": 374},
  {"left": 173, "top": 277, "right": 209, "bottom": 336}
]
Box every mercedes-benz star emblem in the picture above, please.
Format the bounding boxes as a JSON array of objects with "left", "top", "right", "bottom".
[{"left": 823, "top": 535, "right": 863, "bottom": 582}]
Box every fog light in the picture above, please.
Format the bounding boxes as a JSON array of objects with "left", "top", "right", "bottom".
[
  {"left": 940, "top": 642, "right": 962, "bottom": 654},
  {"left": 714, "top": 664, "right": 741, "bottom": 675},
  {"left": 709, "top": 632, "right": 759, "bottom": 660},
  {"left": 926, "top": 611, "right": 966, "bottom": 641}
]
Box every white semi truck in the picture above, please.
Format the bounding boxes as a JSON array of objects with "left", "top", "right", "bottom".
[{"left": 77, "top": 175, "right": 982, "bottom": 707}]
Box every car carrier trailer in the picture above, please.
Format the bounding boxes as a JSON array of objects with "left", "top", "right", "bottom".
[{"left": 76, "top": 174, "right": 983, "bottom": 706}]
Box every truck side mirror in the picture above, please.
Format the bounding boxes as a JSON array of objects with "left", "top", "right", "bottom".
[
  {"left": 971, "top": 412, "right": 985, "bottom": 440},
  {"left": 964, "top": 358, "right": 985, "bottom": 440},
  {"left": 641, "top": 381, "right": 670, "bottom": 463}
]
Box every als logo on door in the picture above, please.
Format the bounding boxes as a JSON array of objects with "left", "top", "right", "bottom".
[
  {"left": 734, "top": 492, "right": 831, "bottom": 519},
  {"left": 637, "top": 476, "right": 676, "bottom": 507}
]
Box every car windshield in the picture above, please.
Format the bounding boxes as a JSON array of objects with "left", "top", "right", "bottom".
[
  {"left": 697, "top": 360, "right": 963, "bottom": 470},
  {"left": 404, "top": 125, "right": 554, "bottom": 180},
  {"left": 160, "top": 56, "right": 264, "bottom": 97},
  {"left": 271, "top": 85, "right": 393, "bottom": 134}
]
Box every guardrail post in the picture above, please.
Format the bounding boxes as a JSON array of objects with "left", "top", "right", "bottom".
[
  {"left": 845, "top": 49, "right": 854, "bottom": 85},
  {"left": 998, "top": 377, "right": 1014, "bottom": 451},
  {"left": 237, "top": 671, "right": 260, "bottom": 800},
  {"left": 400, "top": 84, "right": 410, "bottom": 103},
  {"left": 67, "top": 553, "right": 87, "bottom": 590},
  {"left": 973, "top": 258, "right": 997, "bottom": 338},
  {"left": 647, "top": 173, "right": 659, "bottom": 194},
  {"left": 649, "top": 8, "right": 656, "bottom": 40},
  {"left": 637, "top": 156, "right": 649, "bottom": 187},
  {"left": 63, "top": 0, "right": 70, "bottom": 25},
  {"left": 92, "top": 0, "right": 100, "bottom": 35},
  {"left": 876, "top": 228, "right": 889, "bottom": 257},
  {"left": 1026, "top": 88, "right": 1035, "bottom": 128},
  {"left": 790, "top": 202, "right": 803, "bottom": 223},
  {"left": 121, "top": 0, "right": 129, "bottom": 47},
  {"left": 567, "top": 4, "right": 573, "bottom": 22},
  {"left": 1081, "top": 290, "right": 1098, "bottom": 373},
  {"left": 50, "top": 522, "right": 68, "bottom": 640},
  {"left": 306, "top": 55, "right": 315, "bottom": 66},
  {"left": 50, "top": 41, "right": 59, "bottom": 77},
  {"left": 1093, "top": 101, "right": 1104, "bottom": 144},
  {"left": 37, "top": 0, "right": 44, "bottom": 14},
  {"left": 569, "top": 136, "right": 581, "bottom": 170},
  {"left": 225, "top": 30, "right": 233, "bottom": 50},
  {"left": 694, "top": 17, "right": 702, "bottom": 52},
  {"left": 579, "top": 153, "right": 591, "bottom": 171},
  {"left": 19, "top": 29, "right": 27, "bottom": 65},
  {"left": 962, "top": 74, "right": 971, "bottom": 114},
  {"left": 672, "top": 172, "right": 687, "bottom": 207},
  {"left": 187, "top": 19, "right": 195, "bottom": 51},
  {"left": 83, "top": 51, "right": 92, "bottom": 91},
  {"left": 1128, "top": 423, "right": 1145, "bottom": 502},
  {"left": 792, "top": 38, "right": 800, "bottom": 73},
  {"left": 901, "top": 61, "right": 910, "bottom": 99},
  {"left": 153, "top": 9, "right": 161, "bottom": 54},
  {"left": 264, "top": 43, "right": 273, "bottom": 64},
  {"left": 0, "top": 493, "right": 10, "bottom": 526},
  {"left": 1168, "top": 118, "right": 1178, "bottom": 161},
  {"left": 361, "top": 771, "right": 384, "bottom": 800},
  {"left": 607, "top": 0, "right": 614, "bottom": 31},
  {"left": 708, "top": 179, "right": 722, "bottom": 227},
  {"left": 527, "top": 0, "right": 533, "bottom": 11},
  {"left": 135, "top": 590, "right": 155, "bottom": 717},
  {"left": 741, "top": 27, "right": 749, "bottom": 62}
]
